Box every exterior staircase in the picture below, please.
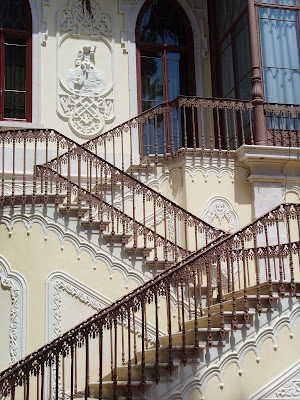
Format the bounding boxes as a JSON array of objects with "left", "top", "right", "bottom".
[{"left": 0, "top": 198, "right": 299, "bottom": 400}]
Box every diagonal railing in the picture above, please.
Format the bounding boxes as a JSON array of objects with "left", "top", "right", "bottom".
[
  {"left": 0, "top": 129, "right": 224, "bottom": 264},
  {"left": 0, "top": 203, "right": 299, "bottom": 399}
]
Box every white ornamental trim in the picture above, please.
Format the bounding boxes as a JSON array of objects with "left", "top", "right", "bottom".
[
  {"left": 45, "top": 271, "right": 163, "bottom": 343},
  {"left": 165, "top": 303, "right": 300, "bottom": 400},
  {"left": 0, "top": 211, "right": 147, "bottom": 287},
  {"left": 0, "top": 256, "right": 27, "bottom": 365}
]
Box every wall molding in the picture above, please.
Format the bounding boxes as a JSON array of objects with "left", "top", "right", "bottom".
[
  {"left": 164, "top": 302, "right": 300, "bottom": 400},
  {"left": 0, "top": 210, "right": 147, "bottom": 288},
  {"left": 0, "top": 256, "right": 28, "bottom": 365},
  {"left": 251, "top": 360, "right": 300, "bottom": 400},
  {"left": 45, "top": 270, "right": 163, "bottom": 344}
]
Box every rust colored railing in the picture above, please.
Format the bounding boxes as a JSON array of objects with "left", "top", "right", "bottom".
[
  {"left": 83, "top": 96, "right": 254, "bottom": 169},
  {"left": 265, "top": 103, "right": 300, "bottom": 147},
  {"left": 0, "top": 129, "right": 223, "bottom": 264},
  {"left": 0, "top": 203, "right": 299, "bottom": 399}
]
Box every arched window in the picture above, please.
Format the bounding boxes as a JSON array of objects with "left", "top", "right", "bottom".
[
  {"left": 0, "top": 0, "right": 32, "bottom": 121},
  {"left": 136, "top": 0, "right": 195, "bottom": 154}
]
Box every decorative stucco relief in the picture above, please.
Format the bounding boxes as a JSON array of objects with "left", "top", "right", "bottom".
[
  {"left": 45, "top": 271, "right": 163, "bottom": 344},
  {"left": 0, "top": 256, "right": 27, "bottom": 365},
  {"left": 251, "top": 360, "right": 300, "bottom": 400},
  {"left": 57, "top": 0, "right": 115, "bottom": 138},
  {"left": 201, "top": 196, "right": 239, "bottom": 233}
]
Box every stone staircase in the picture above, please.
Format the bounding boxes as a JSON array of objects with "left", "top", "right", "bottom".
[{"left": 85, "top": 282, "right": 299, "bottom": 400}]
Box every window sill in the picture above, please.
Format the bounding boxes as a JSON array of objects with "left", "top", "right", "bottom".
[{"left": 0, "top": 121, "right": 44, "bottom": 130}]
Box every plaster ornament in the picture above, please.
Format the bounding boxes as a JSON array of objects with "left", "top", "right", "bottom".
[
  {"left": 0, "top": 256, "right": 27, "bottom": 365},
  {"left": 201, "top": 196, "right": 239, "bottom": 233},
  {"left": 58, "top": 0, "right": 111, "bottom": 36},
  {"left": 58, "top": 44, "right": 115, "bottom": 137},
  {"left": 276, "top": 381, "right": 300, "bottom": 398}
]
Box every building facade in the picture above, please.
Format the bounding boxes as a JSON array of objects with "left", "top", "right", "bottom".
[{"left": 0, "top": 0, "right": 300, "bottom": 399}]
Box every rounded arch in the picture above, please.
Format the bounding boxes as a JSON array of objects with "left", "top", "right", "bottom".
[{"left": 126, "top": 0, "right": 204, "bottom": 119}]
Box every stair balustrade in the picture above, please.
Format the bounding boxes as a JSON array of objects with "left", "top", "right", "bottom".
[
  {"left": 0, "top": 203, "right": 299, "bottom": 400},
  {"left": 0, "top": 129, "right": 223, "bottom": 267}
]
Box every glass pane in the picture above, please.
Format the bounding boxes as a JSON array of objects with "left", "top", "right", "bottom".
[
  {"left": 141, "top": 52, "right": 164, "bottom": 103},
  {"left": 142, "top": 101, "right": 164, "bottom": 155},
  {"left": 139, "top": 0, "right": 186, "bottom": 45},
  {"left": 263, "top": 68, "right": 300, "bottom": 104},
  {"left": 258, "top": 0, "right": 296, "bottom": 4},
  {"left": 219, "top": 43, "right": 235, "bottom": 97},
  {"left": 0, "top": 0, "right": 26, "bottom": 30},
  {"left": 168, "top": 53, "right": 189, "bottom": 99},
  {"left": 233, "top": 22, "right": 251, "bottom": 86},
  {"left": 259, "top": 7, "right": 300, "bottom": 104},
  {"left": 4, "top": 91, "right": 26, "bottom": 119},
  {"left": 5, "top": 38, "right": 26, "bottom": 91}
]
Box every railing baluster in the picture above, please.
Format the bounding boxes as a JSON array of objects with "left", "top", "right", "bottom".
[
  {"left": 166, "top": 283, "right": 173, "bottom": 374},
  {"left": 98, "top": 326, "right": 103, "bottom": 400},
  {"left": 113, "top": 318, "right": 117, "bottom": 400},
  {"left": 85, "top": 333, "right": 90, "bottom": 400},
  {"left": 70, "top": 344, "right": 74, "bottom": 400},
  {"left": 11, "top": 133, "right": 15, "bottom": 204},
  {"left": 127, "top": 308, "right": 132, "bottom": 400},
  {"left": 181, "top": 278, "right": 187, "bottom": 365},
  {"left": 154, "top": 292, "right": 160, "bottom": 384},
  {"left": 1, "top": 134, "right": 5, "bottom": 205},
  {"left": 141, "top": 298, "right": 146, "bottom": 392},
  {"left": 22, "top": 136, "right": 26, "bottom": 204},
  {"left": 133, "top": 309, "right": 137, "bottom": 365},
  {"left": 55, "top": 353, "right": 59, "bottom": 400}
]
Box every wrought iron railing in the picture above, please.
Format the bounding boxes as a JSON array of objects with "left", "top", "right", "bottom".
[
  {"left": 0, "top": 203, "right": 299, "bottom": 399},
  {"left": 264, "top": 103, "right": 300, "bottom": 147},
  {"left": 83, "top": 96, "right": 255, "bottom": 169},
  {"left": 0, "top": 129, "right": 223, "bottom": 264}
]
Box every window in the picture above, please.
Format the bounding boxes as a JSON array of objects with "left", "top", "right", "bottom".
[
  {"left": 136, "top": 0, "right": 195, "bottom": 154},
  {"left": 257, "top": 0, "right": 300, "bottom": 105},
  {"left": 0, "top": 0, "right": 32, "bottom": 121},
  {"left": 208, "top": 0, "right": 251, "bottom": 101},
  {"left": 208, "top": 0, "right": 252, "bottom": 147}
]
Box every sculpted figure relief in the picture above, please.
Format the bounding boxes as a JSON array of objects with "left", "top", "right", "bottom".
[{"left": 66, "top": 45, "right": 106, "bottom": 95}]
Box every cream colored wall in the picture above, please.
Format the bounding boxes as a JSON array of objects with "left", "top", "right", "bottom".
[
  {"left": 200, "top": 317, "right": 300, "bottom": 400},
  {"left": 0, "top": 219, "right": 139, "bottom": 370}
]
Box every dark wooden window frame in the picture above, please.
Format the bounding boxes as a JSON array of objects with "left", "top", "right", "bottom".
[
  {"left": 135, "top": 0, "right": 196, "bottom": 154},
  {"left": 0, "top": 0, "right": 32, "bottom": 122}
]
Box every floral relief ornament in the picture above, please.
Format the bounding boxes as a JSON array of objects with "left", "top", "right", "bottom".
[
  {"left": 58, "top": 44, "right": 115, "bottom": 137},
  {"left": 276, "top": 381, "right": 300, "bottom": 398}
]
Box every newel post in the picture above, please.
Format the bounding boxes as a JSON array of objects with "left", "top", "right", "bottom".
[{"left": 248, "top": 0, "right": 267, "bottom": 145}]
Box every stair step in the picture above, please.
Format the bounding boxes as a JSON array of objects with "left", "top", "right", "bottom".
[
  {"left": 125, "top": 246, "right": 153, "bottom": 259},
  {"left": 102, "top": 232, "right": 132, "bottom": 245}
]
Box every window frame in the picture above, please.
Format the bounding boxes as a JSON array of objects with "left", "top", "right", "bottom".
[
  {"left": 255, "top": 0, "right": 300, "bottom": 104},
  {"left": 135, "top": 0, "right": 196, "bottom": 153},
  {"left": 0, "top": 0, "right": 32, "bottom": 122}
]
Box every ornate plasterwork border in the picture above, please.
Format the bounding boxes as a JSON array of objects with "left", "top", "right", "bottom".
[
  {"left": 282, "top": 185, "right": 300, "bottom": 202},
  {"left": 0, "top": 211, "right": 147, "bottom": 288},
  {"left": 165, "top": 303, "right": 300, "bottom": 400},
  {"left": 45, "top": 271, "right": 163, "bottom": 344},
  {"left": 251, "top": 360, "right": 300, "bottom": 400},
  {"left": 0, "top": 256, "right": 27, "bottom": 365}
]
